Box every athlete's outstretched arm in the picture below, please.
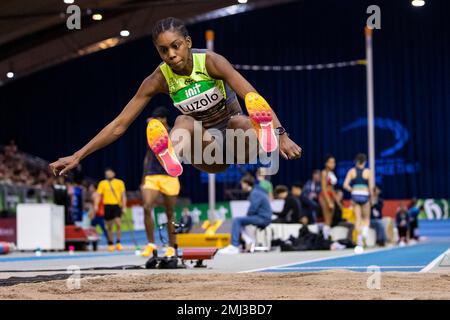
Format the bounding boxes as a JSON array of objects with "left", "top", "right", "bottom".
[
  {"left": 205, "top": 51, "right": 302, "bottom": 160},
  {"left": 49, "top": 69, "right": 166, "bottom": 176}
]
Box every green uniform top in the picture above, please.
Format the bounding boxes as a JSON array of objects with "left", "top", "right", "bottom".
[{"left": 159, "top": 49, "right": 240, "bottom": 130}]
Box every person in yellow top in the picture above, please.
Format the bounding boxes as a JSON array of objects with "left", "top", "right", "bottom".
[{"left": 95, "top": 168, "right": 127, "bottom": 252}]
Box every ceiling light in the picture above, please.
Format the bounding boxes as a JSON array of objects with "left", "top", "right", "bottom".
[
  {"left": 120, "top": 30, "right": 130, "bottom": 37},
  {"left": 92, "top": 13, "right": 103, "bottom": 21},
  {"left": 6, "top": 72, "right": 14, "bottom": 79},
  {"left": 411, "top": 0, "right": 425, "bottom": 7}
]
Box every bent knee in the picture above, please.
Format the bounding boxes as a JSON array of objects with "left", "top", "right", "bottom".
[
  {"left": 175, "top": 115, "right": 195, "bottom": 126},
  {"left": 227, "top": 115, "right": 251, "bottom": 130}
]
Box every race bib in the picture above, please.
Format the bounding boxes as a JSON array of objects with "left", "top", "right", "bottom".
[{"left": 171, "top": 80, "right": 225, "bottom": 114}]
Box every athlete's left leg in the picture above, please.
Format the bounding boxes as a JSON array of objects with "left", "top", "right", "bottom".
[
  {"left": 163, "top": 194, "right": 177, "bottom": 247},
  {"left": 361, "top": 201, "right": 371, "bottom": 243},
  {"left": 226, "top": 115, "right": 259, "bottom": 164}
]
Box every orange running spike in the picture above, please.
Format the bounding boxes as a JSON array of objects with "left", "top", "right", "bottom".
[{"left": 146, "top": 119, "right": 183, "bottom": 177}]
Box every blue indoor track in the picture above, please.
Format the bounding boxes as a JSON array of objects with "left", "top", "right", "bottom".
[{"left": 260, "top": 220, "right": 450, "bottom": 273}]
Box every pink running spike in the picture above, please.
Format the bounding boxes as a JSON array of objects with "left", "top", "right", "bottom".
[{"left": 158, "top": 149, "right": 183, "bottom": 177}]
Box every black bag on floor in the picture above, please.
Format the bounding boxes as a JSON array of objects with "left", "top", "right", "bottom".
[
  {"left": 280, "top": 225, "right": 333, "bottom": 251},
  {"left": 157, "top": 256, "right": 179, "bottom": 269}
]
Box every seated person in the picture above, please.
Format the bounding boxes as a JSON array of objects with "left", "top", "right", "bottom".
[
  {"left": 218, "top": 175, "right": 272, "bottom": 254},
  {"left": 294, "top": 182, "right": 316, "bottom": 224},
  {"left": 331, "top": 189, "right": 355, "bottom": 242},
  {"left": 301, "top": 170, "right": 321, "bottom": 223},
  {"left": 272, "top": 185, "right": 303, "bottom": 224},
  {"left": 370, "top": 186, "right": 387, "bottom": 246},
  {"left": 178, "top": 207, "right": 193, "bottom": 233}
]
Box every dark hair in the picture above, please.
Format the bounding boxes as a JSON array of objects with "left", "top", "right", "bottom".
[
  {"left": 274, "top": 185, "right": 288, "bottom": 196},
  {"left": 104, "top": 167, "right": 114, "bottom": 173},
  {"left": 324, "top": 154, "right": 334, "bottom": 163},
  {"left": 151, "top": 106, "right": 170, "bottom": 118},
  {"left": 355, "top": 153, "right": 367, "bottom": 164},
  {"left": 240, "top": 174, "right": 255, "bottom": 187},
  {"left": 152, "top": 17, "right": 189, "bottom": 43},
  {"left": 292, "top": 181, "right": 303, "bottom": 189}
]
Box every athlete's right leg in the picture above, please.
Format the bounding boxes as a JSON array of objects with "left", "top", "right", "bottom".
[
  {"left": 142, "top": 188, "right": 160, "bottom": 243},
  {"left": 141, "top": 188, "right": 160, "bottom": 257},
  {"left": 319, "top": 196, "right": 333, "bottom": 240}
]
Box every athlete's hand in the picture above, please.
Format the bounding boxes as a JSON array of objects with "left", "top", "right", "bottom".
[
  {"left": 49, "top": 154, "right": 80, "bottom": 176},
  {"left": 328, "top": 202, "right": 335, "bottom": 210},
  {"left": 279, "top": 135, "right": 302, "bottom": 160}
]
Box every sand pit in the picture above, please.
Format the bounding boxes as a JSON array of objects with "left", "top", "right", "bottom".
[{"left": 0, "top": 271, "right": 449, "bottom": 300}]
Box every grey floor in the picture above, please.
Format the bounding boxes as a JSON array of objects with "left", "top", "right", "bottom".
[{"left": 0, "top": 247, "right": 358, "bottom": 279}]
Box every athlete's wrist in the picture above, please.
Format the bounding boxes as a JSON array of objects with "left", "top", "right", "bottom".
[
  {"left": 73, "top": 151, "right": 83, "bottom": 162},
  {"left": 279, "top": 132, "right": 290, "bottom": 141},
  {"left": 275, "top": 127, "right": 289, "bottom": 138}
]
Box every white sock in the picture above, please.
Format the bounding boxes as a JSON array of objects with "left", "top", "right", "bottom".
[
  {"left": 323, "top": 225, "right": 330, "bottom": 239},
  {"left": 362, "top": 226, "right": 369, "bottom": 239},
  {"left": 357, "top": 235, "right": 363, "bottom": 246},
  {"left": 241, "top": 230, "right": 255, "bottom": 245}
]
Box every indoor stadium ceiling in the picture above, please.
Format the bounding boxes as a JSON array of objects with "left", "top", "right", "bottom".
[{"left": 0, "top": 0, "right": 295, "bottom": 85}]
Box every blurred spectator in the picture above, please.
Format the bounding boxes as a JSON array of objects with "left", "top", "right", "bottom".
[
  {"left": 291, "top": 182, "right": 311, "bottom": 225},
  {"left": 408, "top": 198, "right": 422, "bottom": 242},
  {"left": 0, "top": 143, "right": 53, "bottom": 188},
  {"left": 96, "top": 168, "right": 127, "bottom": 252},
  {"left": 256, "top": 169, "right": 273, "bottom": 200},
  {"left": 272, "top": 185, "right": 303, "bottom": 224},
  {"left": 396, "top": 202, "right": 410, "bottom": 246},
  {"left": 68, "top": 179, "right": 84, "bottom": 224},
  {"left": 218, "top": 175, "right": 272, "bottom": 254},
  {"left": 4, "top": 140, "right": 18, "bottom": 158},
  {"left": 331, "top": 189, "right": 355, "bottom": 242},
  {"left": 178, "top": 207, "right": 193, "bottom": 233},
  {"left": 319, "top": 155, "right": 338, "bottom": 239},
  {"left": 370, "top": 186, "right": 387, "bottom": 246},
  {"left": 300, "top": 171, "right": 322, "bottom": 224},
  {"left": 87, "top": 183, "right": 108, "bottom": 240},
  {"left": 302, "top": 169, "right": 321, "bottom": 202},
  {"left": 52, "top": 175, "right": 72, "bottom": 225},
  {"left": 73, "top": 164, "right": 84, "bottom": 185}
]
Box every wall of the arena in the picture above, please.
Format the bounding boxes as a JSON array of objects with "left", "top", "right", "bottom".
[{"left": 1, "top": 0, "right": 449, "bottom": 202}]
